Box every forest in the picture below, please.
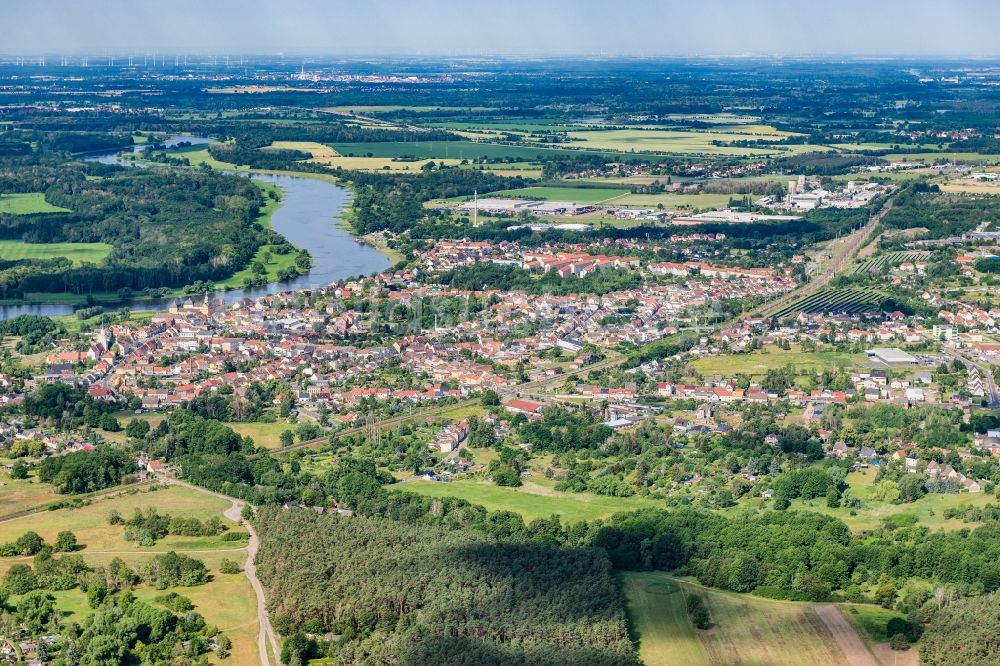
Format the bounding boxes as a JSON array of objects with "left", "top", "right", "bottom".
[
  {"left": 0, "top": 156, "right": 274, "bottom": 295},
  {"left": 254, "top": 508, "right": 639, "bottom": 665}
]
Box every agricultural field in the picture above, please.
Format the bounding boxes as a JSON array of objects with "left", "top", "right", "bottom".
[
  {"left": 689, "top": 347, "right": 861, "bottom": 378},
  {"left": 0, "top": 192, "right": 69, "bottom": 214},
  {"left": 0, "top": 240, "right": 112, "bottom": 265},
  {"left": 771, "top": 287, "right": 891, "bottom": 317},
  {"left": 485, "top": 185, "right": 628, "bottom": 203},
  {"left": 621, "top": 571, "right": 860, "bottom": 666},
  {"left": 330, "top": 140, "right": 628, "bottom": 161},
  {"left": 391, "top": 478, "right": 662, "bottom": 523},
  {"left": 320, "top": 105, "right": 495, "bottom": 115},
  {"left": 562, "top": 128, "right": 792, "bottom": 156},
  {"left": 940, "top": 179, "right": 1000, "bottom": 194},
  {"left": 881, "top": 152, "right": 997, "bottom": 164},
  {"left": 605, "top": 192, "right": 738, "bottom": 209},
  {"left": 848, "top": 250, "right": 930, "bottom": 275}
]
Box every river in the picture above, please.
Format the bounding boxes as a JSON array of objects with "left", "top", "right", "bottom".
[{"left": 0, "top": 137, "right": 389, "bottom": 318}]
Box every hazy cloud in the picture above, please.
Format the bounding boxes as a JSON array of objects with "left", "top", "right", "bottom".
[{"left": 3, "top": 0, "right": 1000, "bottom": 57}]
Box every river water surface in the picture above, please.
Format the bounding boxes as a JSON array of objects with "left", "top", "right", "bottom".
[{"left": 0, "top": 138, "right": 389, "bottom": 318}]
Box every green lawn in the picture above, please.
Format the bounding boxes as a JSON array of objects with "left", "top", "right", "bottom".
[
  {"left": 486, "top": 186, "right": 628, "bottom": 203},
  {"left": 225, "top": 421, "right": 296, "bottom": 449},
  {"left": 0, "top": 484, "right": 237, "bottom": 553},
  {"left": 0, "top": 240, "right": 112, "bottom": 265},
  {"left": 0, "top": 192, "right": 69, "bottom": 214},
  {"left": 740, "top": 466, "right": 997, "bottom": 533},
  {"left": 604, "top": 192, "right": 738, "bottom": 210},
  {"left": 215, "top": 181, "right": 300, "bottom": 289},
  {"left": 621, "top": 572, "right": 850, "bottom": 666},
  {"left": 689, "top": 348, "right": 861, "bottom": 379},
  {"left": 842, "top": 604, "right": 910, "bottom": 643},
  {"left": 330, "top": 140, "right": 629, "bottom": 161},
  {"left": 563, "top": 128, "right": 794, "bottom": 156},
  {"left": 391, "top": 479, "right": 662, "bottom": 523}
]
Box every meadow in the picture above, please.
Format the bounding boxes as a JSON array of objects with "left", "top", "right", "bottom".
[
  {"left": 562, "top": 128, "right": 803, "bottom": 156},
  {"left": 0, "top": 240, "right": 112, "bottom": 266},
  {"left": 0, "top": 471, "right": 64, "bottom": 516},
  {"left": 330, "top": 140, "right": 629, "bottom": 161},
  {"left": 689, "top": 347, "right": 861, "bottom": 378},
  {"left": 606, "top": 192, "right": 737, "bottom": 209},
  {"left": 0, "top": 482, "right": 258, "bottom": 664},
  {"left": 485, "top": 185, "right": 629, "bottom": 203},
  {"left": 620, "top": 572, "right": 858, "bottom": 666},
  {"left": 0, "top": 192, "right": 69, "bottom": 214},
  {"left": 0, "top": 483, "right": 237, "bottom": 552},
  {"left": 391, "top": 478, "right": 663, "bottom": 523},
  {"left": 765, "top": 466, "right": 1000, "bottom": 533}
]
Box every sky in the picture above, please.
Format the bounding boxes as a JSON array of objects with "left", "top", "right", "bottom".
[{"left": 4, "top": 0, "right": 1000, "bottom": 58}]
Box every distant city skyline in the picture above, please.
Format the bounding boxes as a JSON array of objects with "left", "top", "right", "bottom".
[{"left": 4, "top": 0, "right": 1000, "bottom": 58}]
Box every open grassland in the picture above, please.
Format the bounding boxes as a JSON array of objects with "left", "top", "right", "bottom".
[
  {"left": 0, "top": 240, "right": 112, "bottom": 265},
  {"left": 0, "top": 471, "right": 63, "bottom": 515},
  {"left": 486, "top": 185, "right": 628, "bottom": 203},
  {"left": 606, "top": 192, "right": 737, "bottom": 209},
  {"left": 330, "top": 140, "right": 627, "bottom": 161},
  {"left": 621, "top": 572, "right": 852, "bottom": 666},
  {"left": 562, "top": 128, "right": 798, "bottom": 156},
  {"left": 272, "top": 140, "right": 468, "bottom": 172},
  {"left": 0, "top": 486, "right": 257, "bottom": 665},
  {"left": 882, "top": 152, "right": 997, "bottom": 164},
  {"left": 741, "top": 467, "right": 999, "bottom": 533},
  {"left": 321, "top": 105, "right": 495, "bottom": 115},
  {"left": 391, "top": 479, "right": 662, "bottom": 523},
  {"left": 940, "top": 179, "right": 1000, "bottom": 194},
  {"left": 0, "top": 483, "right": 237, "bottom": 553},
  {"left": 689, "top": 347, "right": 861, "bottom": 378},
  {"left": 0, "top": 192, "right": 69, "bottom": 214},
  {"left": 225, "top": 421, "right": 296, "bottom": 449}
]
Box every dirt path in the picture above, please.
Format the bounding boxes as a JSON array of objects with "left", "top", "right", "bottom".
[
  {"left": 164, "top": 477, "right": 282, "bottom": 666},
  {"left": 814, "top": 605, "right": 878, "bottom": 666},
  {"left": 224, "top": 498, "right": 282, "bottom": 666}
]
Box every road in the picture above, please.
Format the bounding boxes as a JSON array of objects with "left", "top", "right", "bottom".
[
  {"left": 165, "top": 477, "right": 283, "bottom": 666},
  {"left": 940, "top": 345, "right": 1000, "bottom": 406}
]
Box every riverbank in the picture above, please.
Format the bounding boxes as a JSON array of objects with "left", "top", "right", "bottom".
[{"left": 1, "top": 147, "right": 392, "bottom": 315}]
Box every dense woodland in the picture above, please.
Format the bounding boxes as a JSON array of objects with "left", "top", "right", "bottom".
[
  {"left": 0, "top": 155, "right": 276, "bottom": 295},
  {"left": 254, "top": 509, "right": 638, "bottom": 665}
]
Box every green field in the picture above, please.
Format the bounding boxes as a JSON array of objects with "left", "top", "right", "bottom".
[
  {"left": 690, "top": 347, "right": 861, "bottom": 378},
  {"left": 0, "top": 192, "right": 70, "bottom": 214},
  {"left": 486, "top": 185, "right": 628, "bottom": 203},
  {"left": 391, "top": 479, "right": 662, "bottom": 523},
  {"left": 563, "top": 128, "right": 798, "bottom": 156},
  {"left": 0, "top": 240, "right": 112, "bottom": 265},
  {"left": 0, "top": 483, "right": 237, "bottom": 553},
  {"left": 621, "top": 572, "right": 851, "bottom": 666},
  {"left": 0, "top": 482, "right": 258, "bottom": 664},
  {"left": 330, "top": 140, "right": 631, "bottom": 161},
  {"left": 226, "top": 420, "right": 297, "bottom": 449},
  {"left": 606, "top": 192, "right": 738, "bottom": 210},
  {"left": 761, "top": 468, "right": 1000, "bottom": 533}
]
